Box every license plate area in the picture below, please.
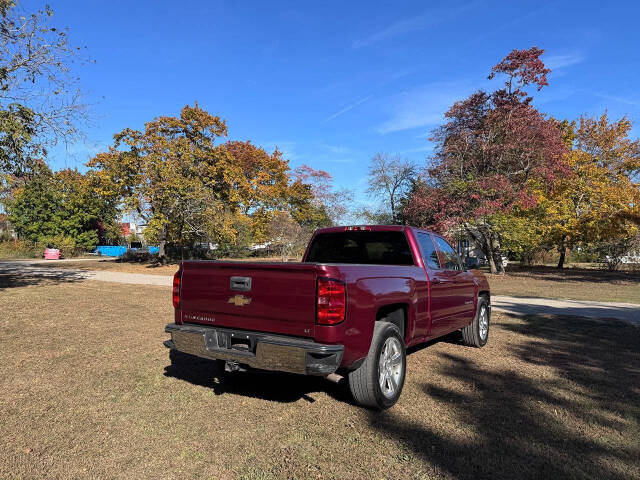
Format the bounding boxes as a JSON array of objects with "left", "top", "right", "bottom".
[{"left": 204, "top": 329, "right": 257, "bottom": 356}]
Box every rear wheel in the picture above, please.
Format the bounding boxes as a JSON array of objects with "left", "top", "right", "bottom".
[
  {"left": 348, "top": 322, "right": 406, "bottom": 410},
  {"left": 462, "top": 295, "right": 490, "bottom": 348}
]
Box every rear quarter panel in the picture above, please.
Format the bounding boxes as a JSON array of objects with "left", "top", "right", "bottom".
[
  {"left": 315, "top": 264, "right": 426, "bottom": 366},
  {"left": 470, "top": 269, "right": 491, "bottom": 298}
]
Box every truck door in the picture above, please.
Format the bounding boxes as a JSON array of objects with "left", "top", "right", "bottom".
[
  {"left": 432, "top": 236, "right": 476, "bottom": 329},
  {"left": 414, "top": 232, "right": 457, "bottom": 338}
]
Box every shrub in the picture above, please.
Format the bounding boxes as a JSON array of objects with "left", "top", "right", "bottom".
[
  {"left": 118, "top": 250, "right": 158, "bottom": 263},
  {"left": 0, "top": 240, "right": 42, "bottom": 258},
  {"left": 38, "top": 235, "right": 85, "bottom": 258},
  {"left": 591, "top": 235, "right": 640, "bottom": 271},
  {"left": 567, "top": 249, "right": 599, "bottom": 264}
]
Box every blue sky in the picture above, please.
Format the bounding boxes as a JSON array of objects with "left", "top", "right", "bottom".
[{"left": 36, "top": 0, "right": 640, "bottom": 207}]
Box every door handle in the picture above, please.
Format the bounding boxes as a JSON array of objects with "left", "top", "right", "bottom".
[{"left": 431, "top": 278, "right": 441, "bottom": 285}]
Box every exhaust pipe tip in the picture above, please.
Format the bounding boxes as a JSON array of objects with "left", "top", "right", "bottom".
[{"left": 325, "top": 373, "right": 344, "bottom": 384}]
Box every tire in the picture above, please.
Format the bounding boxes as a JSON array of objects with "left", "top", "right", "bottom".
[
  {"left": 348, "top": 322, "right": 406, "bottom": 410},
  {"left": 462, "top": 295, "right": 490, "bottom": 348}
]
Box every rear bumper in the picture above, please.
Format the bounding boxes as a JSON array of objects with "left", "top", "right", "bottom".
[{"left": 164, "top": 323, "right": 344, "bottom": 375}]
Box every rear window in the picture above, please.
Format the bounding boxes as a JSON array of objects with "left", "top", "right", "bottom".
[{"left": 305, "top": 231, "right": 414, "bottom": 265}]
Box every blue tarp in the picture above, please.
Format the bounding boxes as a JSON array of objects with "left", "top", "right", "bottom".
[
  {"left": 95, "top": 246, "right": 127, "bottom": 257},
  {"left": 94, "top": 245, "right": 159, "bottom": 257}
]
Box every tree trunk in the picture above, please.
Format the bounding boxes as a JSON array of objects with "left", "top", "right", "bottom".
[
  {"left": 486, "top": 253, "right": 498, "bottom": 274},
  {"left": 464, "top": 223, "right": 499, "bottom": 274},
  {"left": 557, "top": 239, "right": 566, "bottom": 269},
  {"left": 490, "top": 232, "right": 506, "bottom": 274},
  {"left": 390, "top": 196, "right": 396, "bottom": 224},
  {"left": 158, "top": 226, "right": 167, "bottom": 264},
  {"left": 483, "top": 235, "right": 498, "bottom": 274},
  {"left": 481, "top": 233, "right": 505, "bottom": 275}
]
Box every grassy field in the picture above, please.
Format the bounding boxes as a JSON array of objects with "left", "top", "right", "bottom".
[
  {"left": 487, "top": 266, "right": 640, "bottom": 304},
  {"left": 30, "top": 258, "right": 640, "bottom": 304},
  {"left": 1, "top": 277, "right": 639, "bottom": 479}
]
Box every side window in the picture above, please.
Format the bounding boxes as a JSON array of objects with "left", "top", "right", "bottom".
[
  {"left": 417, "top": 233, "right": 440, "bottom": 270},
  {"left": 434, "top": 236, "right": 462, "bottom": 271}
]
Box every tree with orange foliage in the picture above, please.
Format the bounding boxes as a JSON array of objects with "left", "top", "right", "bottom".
[
  {"left": 89, "top": 105, "right": 330, "bottom": 261},
  {"left": 89, "top": 104, "right": 232, "bottom": 261},
  {"left": 539, "top": 113, "right": 640, "bottom": 268}
]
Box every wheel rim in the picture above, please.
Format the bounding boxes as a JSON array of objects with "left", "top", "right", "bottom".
[
  {"left": 478, "top": 305, "right": 489, "bottom": 340},
  {"left": 378, "top": 336, "right": 403, "bottom": 399}
]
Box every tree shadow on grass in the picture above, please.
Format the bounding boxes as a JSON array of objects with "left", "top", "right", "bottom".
[
  {"left": 503, "top": 265, "right": 640, "bottom": 285},
  {"left": 0, "top": 263, "right": 87, "bottom": 291},
  {"left": 163, "top": 335, "right": 465, "bottom": 406},
  {"left": 163, "top": 350, "right": 353, "bottom": 405},
  {"left": 367, "top": 314, "right": 640, "bottom": 480}
]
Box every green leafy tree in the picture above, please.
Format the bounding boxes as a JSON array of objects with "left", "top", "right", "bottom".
[
  {"left": 7, "top": 164, "right": 118, "bottom": 250},
  {"left": 54, "top": 169, "right": 120, "bottom": 249},
  {"left": 6, "top": 161, "right": 58, "bottom": 242}
]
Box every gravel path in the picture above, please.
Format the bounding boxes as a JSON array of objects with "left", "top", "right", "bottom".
[
  {"left": 0, "top": 260, "right": 172, "bottom": 287},
  {"left": 2, "top": 260, "right": 637, "bottom": 325},
  {"left": 492, "top": 295, "right": 639, "bottom": 325}
]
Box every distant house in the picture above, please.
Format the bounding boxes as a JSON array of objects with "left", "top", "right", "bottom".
[
  {"left": 120, "top": 222, "right": 132, "bottom": 237},
  {"left": 0, "top": 214, "right": 16, "bottom": 239},
  {"left": 457, "top": 238, "right": 486, "bottom": 263},
  {"left": 457, "top": 237, "right": 508, "bottom": 268},
  {"left": 119, "top": 222, "right": 146, "bottom": 239}
]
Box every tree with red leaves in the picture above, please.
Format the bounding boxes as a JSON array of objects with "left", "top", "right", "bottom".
[{"left": 403, "top": 47, "right": 568, "bottom": 273}]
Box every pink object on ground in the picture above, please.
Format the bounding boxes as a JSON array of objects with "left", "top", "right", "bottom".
[{"left": 43, "top": 248, "right": 61, "bottom": 260}]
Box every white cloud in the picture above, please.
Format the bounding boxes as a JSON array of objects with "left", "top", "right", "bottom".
[
  {"left": 588, "top": 91, "right": 640, "bottom": 107},
  {"left": 65, "top": 142, "right": 107, "bottom": 157},
  {"left": 319, "top": 144, "right": 352, "bottom": 155},
  {"left": 376, "top": 82, "right": 473, "bottom": 134},
  {"left": 400, "top": 145, "right": 434, "bottom": 155},
  {"left": 352, "top": 2, "right": 479, "bottom": 49},
  {"left": 545, "top": 52, "right": 585, "bottom": 70},
  {"left": 323, "top": 94, "right": 373, "bottom": 123}
]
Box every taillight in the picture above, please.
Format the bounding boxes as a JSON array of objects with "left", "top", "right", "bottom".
[
  {"left": 317, "top": 278, "right": 346, "bottom": 325},
  {"left": 172, "top": 271, "right": 181, "bottom": 309},
  {"left": 345, "top": 226, "right": 371, "bottom": 231}
]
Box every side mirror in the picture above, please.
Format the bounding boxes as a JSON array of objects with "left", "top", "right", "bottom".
[{"left": 465, "top": 257, "right": 480, "bottom": 269}]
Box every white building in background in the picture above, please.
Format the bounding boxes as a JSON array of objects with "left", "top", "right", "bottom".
[
  {"left": 119, "top": 222, "right": 146, "bottom": 238},
  {"left": 0, "top": 214, "right": 16, "bottom": 239}
]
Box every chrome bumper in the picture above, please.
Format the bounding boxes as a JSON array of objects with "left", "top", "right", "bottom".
[{"left": 164, "top": 323, "right": 344, "bottom": 375}]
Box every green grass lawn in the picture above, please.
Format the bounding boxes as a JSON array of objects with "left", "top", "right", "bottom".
[
  {"left": 487, "top": 265, "right": 640, "bottom": 304},
  {"left": 1, "top": 277, "right": 638, "bottom": 479}
]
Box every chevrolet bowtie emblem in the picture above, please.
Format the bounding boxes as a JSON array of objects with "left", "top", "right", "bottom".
[{"left": 228, "top": 294, "right": 251, "bottom": 307}]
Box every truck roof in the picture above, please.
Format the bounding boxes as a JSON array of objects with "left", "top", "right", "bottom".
[{"left": 314, "top": 225, "right": 434, "bottom": 235}]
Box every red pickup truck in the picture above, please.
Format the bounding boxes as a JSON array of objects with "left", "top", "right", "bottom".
[{"left": 165, "top": 225, "right": 490, "bottom": 409}]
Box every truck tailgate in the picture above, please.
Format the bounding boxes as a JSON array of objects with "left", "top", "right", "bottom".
[{"left": 179, "top": 261, "right": 320, "bottom": 338}]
